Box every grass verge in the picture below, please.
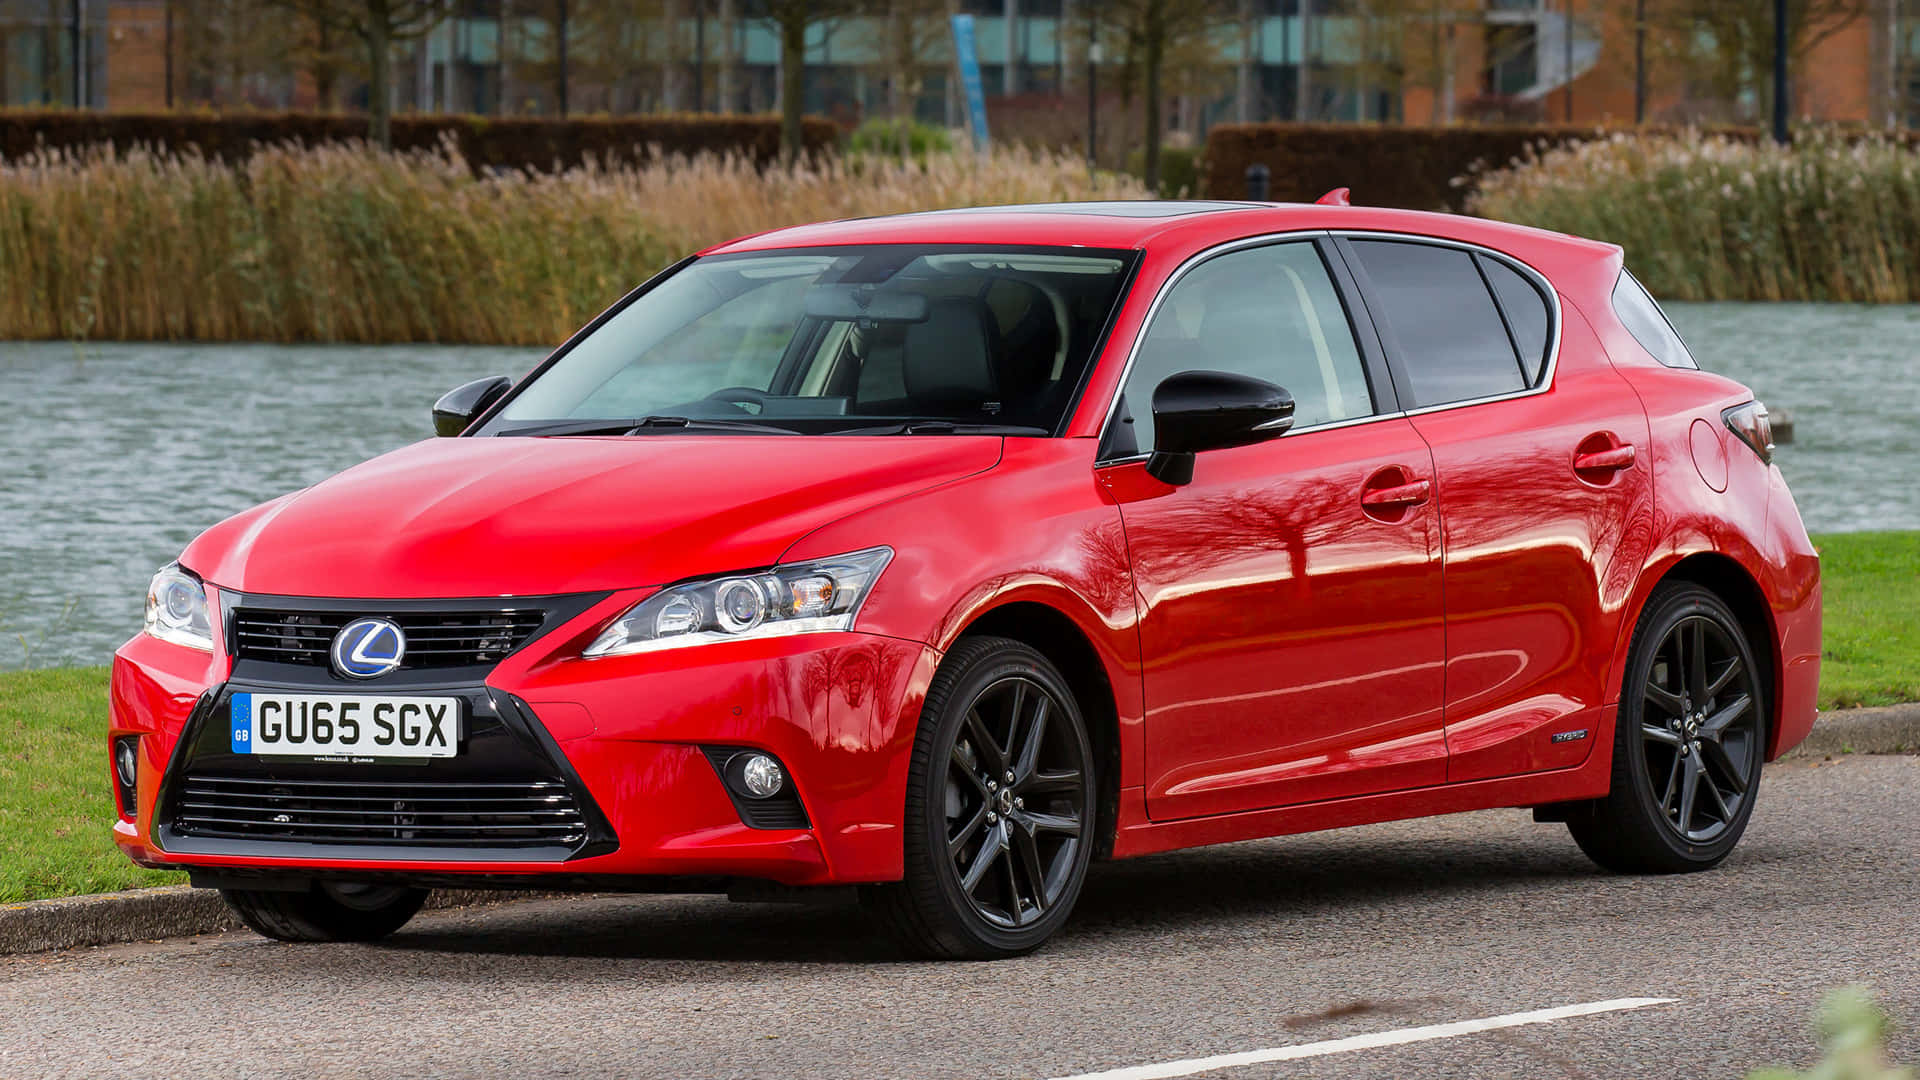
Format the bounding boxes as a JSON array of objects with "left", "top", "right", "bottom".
[
  {"left": 1813, "top": 531, "right": 1920, "bottom": 709},
  {"left": 0, "top": 667, "right": 183, "bottom": 903},
  {"left": 1, "top": 531, "right": 1913, "bottom": 902}
]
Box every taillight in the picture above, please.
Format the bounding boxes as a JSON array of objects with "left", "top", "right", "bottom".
[{"left": 1723, "top": 401, "right": 1774, "bottom": 465}]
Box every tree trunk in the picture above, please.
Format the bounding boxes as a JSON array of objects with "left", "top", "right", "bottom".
[
  {"left": 556, "top": 0, "right": 569, "bottom": 117},
  {"left": 716, "top": 0, "right": 735, "bottom": 112},
  {"left": 498, "top": 0, "right": 512, "bottom": 114},
  {"left": 367, "top": 0, "right": 393, "bottom": 149},
  {"left": 663, "top": 0, "right": 684, "bottom": 110},
  {"left": 779, "top": 12, "right": 805, "bottom": 164},
  {"left": 1142, "top": 0, "right": 1164, "bottom": 193},
  {"left": 888, "top": 0, "right": 909, "bottom": 156}
]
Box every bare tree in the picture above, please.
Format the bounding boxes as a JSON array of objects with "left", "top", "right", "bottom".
[
  {"left": 1096, "top": 0, "right": 1234, "bottom": 190},
  {"left": 765, "top": 0, "right": 858, "bottom": 163},
  {"left": 266, "top": 0, "right": 455, "bottom": 146},
  {"left": 1672, "top": 0, "right": 1869, "bottom": 120},
  {"left": 874, "top": 0, "right": 948, "bottom": 154}
]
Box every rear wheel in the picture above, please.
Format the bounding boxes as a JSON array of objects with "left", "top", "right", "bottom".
[
  {"left": 1568, "top": 583, "right": 1767, "bottom": 873},
  {"left": 222, "top": 882, "right": 428, "bottom": 943},
  {"left": 865, "top": 636, "right": 1095, "bottom": 959}
]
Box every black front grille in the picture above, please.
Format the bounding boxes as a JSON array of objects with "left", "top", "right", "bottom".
[
  {"left": 232, "top": 609, "right": 546, "bottom": 669},
  {"left": 173, "top": 774, "right": 588, "bottom": 848}
]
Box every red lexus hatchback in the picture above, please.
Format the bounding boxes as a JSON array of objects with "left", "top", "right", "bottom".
[{"left": 110, "top": 200, "right": 1820, "bottom": 958}]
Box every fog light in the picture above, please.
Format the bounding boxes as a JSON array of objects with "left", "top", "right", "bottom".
[
  {"left": 737, "top": 753, "right": 785, "bottom": 799},
  {"left": 112, "top": 736, "right": 139, "bottom": 817}
]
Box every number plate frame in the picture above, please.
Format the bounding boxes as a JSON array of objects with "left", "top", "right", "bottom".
[{"left": 230, "top": 692, "right": 461, "bottom": 760}]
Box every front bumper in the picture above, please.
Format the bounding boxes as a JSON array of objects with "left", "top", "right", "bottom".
[{"left": 110, "top": 588, "right": 939, "bottom": 887}]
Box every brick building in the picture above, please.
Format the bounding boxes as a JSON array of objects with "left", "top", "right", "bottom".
[{"left": 2, "top": 1, "right": 1916, "bottom": 132}]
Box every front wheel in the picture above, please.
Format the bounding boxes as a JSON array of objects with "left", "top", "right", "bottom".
[
  {"left": 1567, "top": 583, "right": 1768, "bottom": 873},
  {"left": 223, "top": 881, "right": 428, "bottom": 943},
  {"left": 865, "top": 636, "right": 1095, "bottom": 959}
]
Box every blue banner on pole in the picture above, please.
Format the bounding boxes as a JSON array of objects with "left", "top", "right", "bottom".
[{"left": 950, "top": 14, "right": 991, "bottom": 153}]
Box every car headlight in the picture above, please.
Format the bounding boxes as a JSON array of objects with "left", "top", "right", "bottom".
[
  {"left": 584, "top": 547, "right": 893, "bottom": 658},
  {"left": 144, "top": 563, "right": 214, "bottom": 652}
]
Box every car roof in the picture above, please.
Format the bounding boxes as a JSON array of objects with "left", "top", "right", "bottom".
[{"left": 701, "top": 200, "right": 1620, "bottom": 271}]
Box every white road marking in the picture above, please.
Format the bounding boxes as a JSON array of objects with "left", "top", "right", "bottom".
[{"left": 1049, "top": 997, "right": 1679, "bottom": 1080}]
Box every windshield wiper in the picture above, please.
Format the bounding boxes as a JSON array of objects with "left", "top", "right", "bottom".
[
  {"left": 828, "top": 421, "right": 1052, "bottom": 437},
  {"left": 492, "top": 416, "right": 797, "bottom": 437},
  {"left": 622, "top": 415, "right": 799, "bottom": 435}
]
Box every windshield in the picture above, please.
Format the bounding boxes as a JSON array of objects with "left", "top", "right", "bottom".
[{"left": 481, "top": 245, "right": 1137, "bottom": 436}]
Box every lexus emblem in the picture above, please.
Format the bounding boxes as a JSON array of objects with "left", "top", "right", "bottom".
[{"left": 330, "top": 618, "right": 407, "bottom": 679}]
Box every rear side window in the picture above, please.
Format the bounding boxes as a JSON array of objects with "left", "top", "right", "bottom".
[
  {"left": 1612, "top": 270, "right": 1697, "bottom": 369},
  {"left": 1477, "top": 254, "right": 1552, "bottom": 386},
  {"left": 1348, "top": 240, "right": 1526, "bottom": 408}
]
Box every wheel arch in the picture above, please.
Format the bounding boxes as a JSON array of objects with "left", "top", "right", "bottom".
[
  {"left": 952, "top": 600, "right": 1124, "bottom": 860},
  {"left": 1614, "top": 550, "right": 1785, "bottom": 759}
]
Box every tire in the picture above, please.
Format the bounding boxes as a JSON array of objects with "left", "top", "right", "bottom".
[
  {"left": 222, "top": 882, "right": 428, "bottom": 943},
  {"left": 1567, "top": 582, "right": 1769, "bottom": 873},
  {"left": 864, "top": 636, "right": 1096, "bottom": 960}
]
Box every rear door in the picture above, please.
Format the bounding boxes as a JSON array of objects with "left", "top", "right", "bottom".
[
  {"left": 1101, "top": 237, "right": 1449, "bottom": 820},
  {"left": 1338, "top": 236, "right": 1653, "bottom": 783}
]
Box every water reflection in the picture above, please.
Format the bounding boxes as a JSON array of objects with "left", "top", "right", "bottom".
[{"left": 0, "top": 302, "right": 1912, "bottom": 669}]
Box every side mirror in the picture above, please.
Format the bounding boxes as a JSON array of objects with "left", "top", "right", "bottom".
[
  {"left": 1146, "top": 370, "right": 1295, "bottom": 486},
  {"left": 432, "top": 376, "right": 512, "bottom": 437}
]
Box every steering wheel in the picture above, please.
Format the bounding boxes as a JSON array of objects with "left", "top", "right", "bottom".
[{"left": 703, "top": 387, "right": 771, "bottom": 413}]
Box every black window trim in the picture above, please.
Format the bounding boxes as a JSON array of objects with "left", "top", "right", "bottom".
[
  {"left": 1470, "top": 251, "right": 1538, "bottom": 388},
  {"left": 1092, "top": 228, "right": 1564, "bottom": 466},
  {"left": 1331, "top": 231, "right": 1563, "bottom": 417}
]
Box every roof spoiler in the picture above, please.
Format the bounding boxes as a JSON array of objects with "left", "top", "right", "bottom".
[{"left": 1315, "top": 187, "right": 1352, "bottom": 207}]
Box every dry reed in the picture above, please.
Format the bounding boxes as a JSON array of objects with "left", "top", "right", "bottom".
[
  {"left": 1469, "top": 129, "right": 1920, "bottom": 303},
  {"left": 0, "top": 141, "right": 1147, "bottom": 344}
]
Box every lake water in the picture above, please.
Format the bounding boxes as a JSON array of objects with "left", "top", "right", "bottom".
[{"left": 3, "top": 301, "right": 1916, "bottom": 670}]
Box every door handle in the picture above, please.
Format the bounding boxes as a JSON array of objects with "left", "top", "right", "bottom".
[
  {"left": 1573, "top": 444, "right": 1636, "bottom": 472},
  {"left": 1360, "top": 478, "right": 1431, "bottom": 508}
]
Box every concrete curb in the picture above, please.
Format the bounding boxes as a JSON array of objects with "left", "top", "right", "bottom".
[
  {"left": 7, "top": 705, "right": 1917, "bottom": 956},
  {"left": 0, "top": 886, "right": 545, "bottom": 956},
  {"left": 1781, "top": 702, "right": 1920, "bottom": 760}
]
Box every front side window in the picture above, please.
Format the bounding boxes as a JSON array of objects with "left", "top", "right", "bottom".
[
  {"left": 1110, "top": 241, "right": 1374, "bottom": 455},
  {"left": 484, "top": 245, "right": 1136, "bottom": 436},
  {"left": 1612, "top": 269, "right": 1697, "bottom": 369},
  {"left": 1349, "top": 239, "right": 1529, "bottom": 408}
]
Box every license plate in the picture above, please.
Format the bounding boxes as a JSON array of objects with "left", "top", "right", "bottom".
[{"left": 230, "top": 693, "right": 460, "bottom": 759}]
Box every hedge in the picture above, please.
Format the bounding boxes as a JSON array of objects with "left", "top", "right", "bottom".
[
  {"left": 1202, "top": 124, "right": 1758, "bottom": 211},
  {"left": 0, "top": 111, "right": 838, "bottom": 170}
]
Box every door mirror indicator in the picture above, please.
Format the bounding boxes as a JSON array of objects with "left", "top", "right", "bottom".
[
  {"left": 1145, "top": 370, "right": 1295, "bottom": 485},
  {"left": 433, "top": 376, "right": 513, "bottom": 437}
]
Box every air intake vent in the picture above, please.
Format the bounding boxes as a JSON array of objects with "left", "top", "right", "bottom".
[
  {"left": 172, "top": 775, "right": 586, "bottom": 847},
  {"left": 232, "top": 609, "right": 546, "bottom": 670}
]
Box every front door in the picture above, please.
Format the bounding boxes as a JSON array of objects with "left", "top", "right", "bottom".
[{"left": 1100, "top": 238, "right": 1448, "bottom": 821}]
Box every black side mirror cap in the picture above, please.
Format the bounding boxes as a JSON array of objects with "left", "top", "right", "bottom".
[
  {"left": 433, "top": 376, "right": 513, "bottom": 437},
  {"left": 1145, "top": 370, "right": 1295, "bottom": 486}
]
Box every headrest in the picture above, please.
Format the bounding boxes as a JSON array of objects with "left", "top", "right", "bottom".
[{"left": 904, "top": 297, "right": 1000, "bottom": 406}]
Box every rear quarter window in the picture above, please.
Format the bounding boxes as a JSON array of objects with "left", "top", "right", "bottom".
[
  {"left": 1476, "top": 254, "right": 1553, "bottom": 386},
  {"left": 1612, "top": 270, "right": 1697, "bottom": 369}
]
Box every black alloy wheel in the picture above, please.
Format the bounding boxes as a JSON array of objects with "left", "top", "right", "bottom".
[
  {"left": 866, "top": 636, "right": 1095, "bottom": 959},
  {"left": 1567, "top": 583, "right": 1768, "bottom": 873}
]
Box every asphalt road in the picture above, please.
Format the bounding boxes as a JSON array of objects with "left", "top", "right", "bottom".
[{"left": 6, "top": 754, "right": 1917, "bottom": 1080}]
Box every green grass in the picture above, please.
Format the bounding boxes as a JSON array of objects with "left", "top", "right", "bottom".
[
  {"left": 0, "top": 531, "right": 1913, "bottom": 903},
  {"left": 0, "top": 667, "right": 184, "bottom": 903},
  {"left": 1812, "top": 531, "right": 1920, "bottom": 710}
]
